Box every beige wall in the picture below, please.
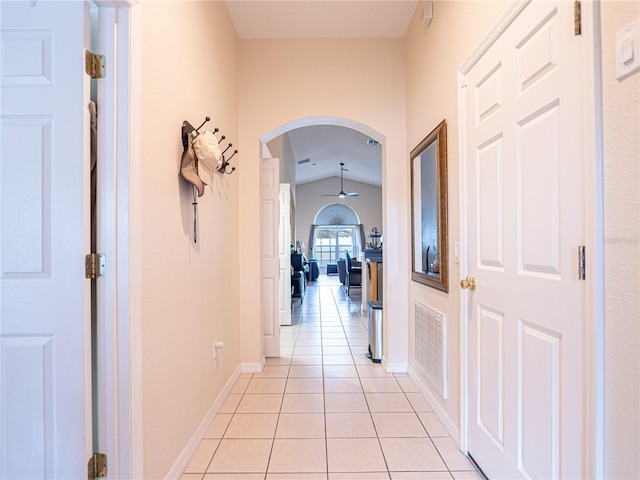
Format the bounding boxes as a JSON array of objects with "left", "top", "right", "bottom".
[
  {"left": 404, "top": 1, "right": 508, "bottom": 436},
  {"left": 601, "top": 2, "right": 640, "bottom": 477},
  {"left": 238, "top": 38, "right": 409, "bottom": 369},
  {"left": 133, "top": 2, "right": 640, "bottom": 476},
  {"left": 266, "top": 134, "right": 297, "bottom": 194},
  {"left": 140, "top": 3, "right": 240, "bottom": 478},
  {"left": 404, "top": 1, "right": 640, "bottom": 473},
  {"left": 295, "top": 177, "right": 383, "bottom": 257}
]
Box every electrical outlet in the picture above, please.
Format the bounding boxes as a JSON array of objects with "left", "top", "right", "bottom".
[{"left": 213, "top": 339, "right": 224, "bottom": 360}]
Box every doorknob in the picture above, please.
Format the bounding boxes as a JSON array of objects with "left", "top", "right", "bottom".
[{"left": 460, "top": 277, "right": 477, "bottom": 291}]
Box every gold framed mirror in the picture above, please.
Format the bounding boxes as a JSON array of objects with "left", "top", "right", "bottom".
[{"left": 410, "top": 119, "right": 448, "bottom": 292}]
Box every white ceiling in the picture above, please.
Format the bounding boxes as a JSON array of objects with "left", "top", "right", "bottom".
[
  {"left": 226, "top": 0, "right": 419, "bottom": 187},
  {"left": 285, "top": 125, "right": 382, "bottom": 186},
  {"left": 225, "top": 1, "right": 419, "bottom": 39}
]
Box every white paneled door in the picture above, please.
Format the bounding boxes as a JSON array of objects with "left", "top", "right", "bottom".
[
  {"left": 462, "top": 1, "right": 589, "bottom": 478},
  {"left": 279, "top": 184, "right": 292, "bottom": 326},
  {"left": 261, "top": 158, "right": 281, "bottom": 357},
  {"left": 0, "top": 2, "right": 92, "bottom": 479}
]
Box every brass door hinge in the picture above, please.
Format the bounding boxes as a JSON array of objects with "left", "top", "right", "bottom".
[
  {"left": 85, "top": 253, "right": 105, "bottom": 279},
  {"left": 85, "top": 50, "right": 105, "bottom": 79},
  {"left": 574, "top": 1, "right": 582, "bottom": 36},
  {"left": 88, "top": 453, "right": 107, "bottom": 479}
]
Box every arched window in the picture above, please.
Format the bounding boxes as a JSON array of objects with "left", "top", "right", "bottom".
[
  {"left": 308, "top": 203, "right": 365, "bottom": 266},
  {"left": 314, "top": 203, "right": 360, "bottom": 225}
]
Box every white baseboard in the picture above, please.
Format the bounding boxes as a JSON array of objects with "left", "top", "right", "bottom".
[
  {"left": 409, "top": 367, "right": 461, "bottom": 446},
  {"left": 240, "top": 357, "right": 265, "bottom": 373},
  {"left": 382, "top": 356, "right": 408, "bottom": 374},
  {"left": 165, "top": 365, "right": 242, "bottom": 480}
]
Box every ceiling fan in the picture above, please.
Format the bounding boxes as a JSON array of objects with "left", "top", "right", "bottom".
[{"left": 323, "top": 162, "right": 359, "bottom": 198}]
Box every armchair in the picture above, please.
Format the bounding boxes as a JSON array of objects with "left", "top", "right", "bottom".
[{"left": 344, "top": 251, "right": 362, "bottom": 296}]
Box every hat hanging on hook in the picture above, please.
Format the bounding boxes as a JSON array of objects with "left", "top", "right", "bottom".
[{"left": 180, "top": 129, "right": 207, "bottom": 197}]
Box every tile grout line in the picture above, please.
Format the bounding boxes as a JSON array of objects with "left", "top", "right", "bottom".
[{"left": 191, "top": 275, "right": 472, "bottom": 480}]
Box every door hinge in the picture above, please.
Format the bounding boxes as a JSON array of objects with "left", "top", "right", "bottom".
[
  {"left": 574, "top": 1, "right": 582, "bottom": 36},
  {"left": 85, "top": 50, "right": 106, "bottom": 79},
  {"left": 85, "top": 253, "right": 106, "bottom": 279},
  {"left": 88, "top": 453, "right": 107, "bottom": 479},
  {"left": 578, "top": 245, "right": 586, "bottom": 280}
]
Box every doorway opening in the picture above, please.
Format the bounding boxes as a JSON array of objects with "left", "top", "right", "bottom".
[{"left": 260, "top": 116, "right": 385, "bottom": 358}]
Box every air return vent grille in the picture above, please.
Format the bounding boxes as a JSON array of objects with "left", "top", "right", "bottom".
[{"left": 414, "top": 301, "right": 447, "bottom": 399}]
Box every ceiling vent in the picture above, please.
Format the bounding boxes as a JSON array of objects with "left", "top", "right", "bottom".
[
  {"left": 367, "top": 139, "right": 380, "bottom": 146},
  {"left": 297, "top": 158, "right": 310, "bottom": 165}
]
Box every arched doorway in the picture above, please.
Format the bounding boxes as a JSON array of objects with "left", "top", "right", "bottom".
[{"left": 260, "top": 116, "right": 385, "bottom": 357}]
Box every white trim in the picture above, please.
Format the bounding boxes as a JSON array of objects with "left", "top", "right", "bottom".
[
  {"left": 456, "top": 1, "right": 604, "bottom": 477},
  {"left": 458, "top": 0, "right": 531, "bottom": 75},
  {"left": 95, "top": 5, "right": 121, "bottom": 476},
  {"left": 409, "top": 368, "right": 460, "bottom": 446},
  {"left": 94, "top": 2, "right": 143, "bottom": 479},
  {"left": 164, "top": 366, "right": 242, "bottom": 480},
  {"left": 260, "top": 116, "right": 384, "bottom": 145},
  {"left": 580, "top": 2, "right": 605, "bottom": 477},
  {"left": 457, "top": 68, "right": 470, "bottom": 456},
  {"left": 127, "top": 4, "right": 144, "bottom": 479},
  {"left": 381, "top": 357, "right": 408, "bottom": 374},
  {"left": 241, "top": 358, "right": 266, "bottom": 374}
]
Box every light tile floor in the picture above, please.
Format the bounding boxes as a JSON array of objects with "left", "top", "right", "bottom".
[{"left": 182, "top": 274, "right": 482, "bottom": 480}]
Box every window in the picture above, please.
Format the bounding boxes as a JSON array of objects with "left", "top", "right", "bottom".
[
  {"left": 314, "top": 227, "right": 356, "bottom": 266},
  {"left": 310, "top": 203, "right": 363, "bottom": 266}
]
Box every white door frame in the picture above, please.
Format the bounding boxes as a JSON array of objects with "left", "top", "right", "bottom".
[
  {"left": 93, "top": 1, "right": 143, "bottom": 478},
  {"left": 457, "top": 0, "right": 604, "bottom": 477}
]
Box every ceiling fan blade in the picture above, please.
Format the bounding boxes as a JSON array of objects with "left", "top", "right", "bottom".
[{"left": 321, "top": 163, "right": 359, "bottom": 197}]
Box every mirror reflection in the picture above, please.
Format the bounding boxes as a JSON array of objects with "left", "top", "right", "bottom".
[{"left": 411, "top": 120, "right": 448, "bottom": 292}]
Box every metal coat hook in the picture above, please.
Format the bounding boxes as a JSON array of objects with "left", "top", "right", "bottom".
[
  {"left": 195, "top": 116, "right": 210, "bottom": 134},
  {"left": 218, "top": 149, "right": 237, "bottom": 174},
  {"left": 182, "top": 115, "right": 238, "bottom": 180},
  {"left": 217, "top": 142, "right": 237, "bottom": 174},
  {"left": 192, "top": 187, "right": 198, "bottom": 243},
  {"left": 221, "top": 143, "right": 233, "bottom": 155}
]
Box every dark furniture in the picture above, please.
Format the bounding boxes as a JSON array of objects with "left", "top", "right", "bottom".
[
  {"left": 363, "top": 248, "right": 383, "bottom": 262},
  {"left": 337, "top": 259, "right": 347, "bottom": 284},
  {"left": 326, "top": 263, "right": 338, "bottom": 275},
  {"left": 344, "top": 251, "right": 362, "bottom": 296},
  {"left": 306, "top": 258, "right": 319, "bottom": 281},
  {"left": 291, "top": 253, "right": 308, "bottom": 302}
]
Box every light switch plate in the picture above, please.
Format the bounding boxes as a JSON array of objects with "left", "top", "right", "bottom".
[{"left": 616, "top": 19, "right": 640, "bottom": 81}]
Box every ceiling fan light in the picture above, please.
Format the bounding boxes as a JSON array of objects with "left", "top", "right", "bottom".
[{"left": 339, "top": 193, "right": 345, "bottom": 199}]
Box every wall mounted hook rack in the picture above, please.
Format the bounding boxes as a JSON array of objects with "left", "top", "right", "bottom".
[
  {"left": 181, "top": 116, "right": 237, "bottom": 176},
  {"left": 179, "top": 116, "right": 238, "bottom": 242}
]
